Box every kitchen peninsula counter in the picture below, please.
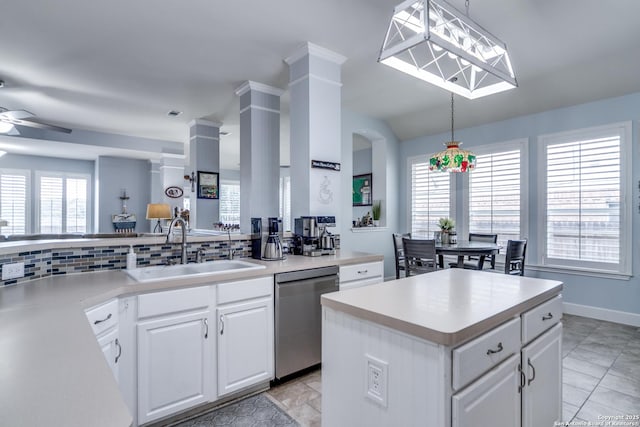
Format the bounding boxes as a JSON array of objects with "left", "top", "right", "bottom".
[{"left": 0, "top": 251, "right": 381, "bottom": 427}]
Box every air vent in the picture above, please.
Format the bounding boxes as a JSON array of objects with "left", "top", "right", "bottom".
[{"left": 167, "top": 110, "right": 182, "bottom": 117}]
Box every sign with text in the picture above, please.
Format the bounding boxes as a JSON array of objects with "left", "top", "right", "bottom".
[{"left": 311, "top": 160, "right": 341, "bottom": 171}]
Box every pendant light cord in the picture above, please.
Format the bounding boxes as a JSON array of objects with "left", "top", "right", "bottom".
[
  {"left": 450, "top": 92, "right": 455, "bottom": 142},
  {"left": 465, "top": 0, "right": 470, "bottom": 16}
]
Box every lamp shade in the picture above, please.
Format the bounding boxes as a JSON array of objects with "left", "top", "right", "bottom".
[
  {"left": 429, "top": 141, "right": 476, "bottom": 172},
  {"left": 146, "top": 203, "right": 172, "bottom": 220}
]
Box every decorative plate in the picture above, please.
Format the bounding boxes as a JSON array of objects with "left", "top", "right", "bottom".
[{"left": 165, "top": 186, "right": 184, "bottom": 198}]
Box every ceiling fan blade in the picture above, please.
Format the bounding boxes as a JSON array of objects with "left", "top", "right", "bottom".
[
  {"left": 16, "top": 118, "right": 72, "bottom": 134},
  {"left": 3, "top": 109, "right": 34, "bottom": 120}
]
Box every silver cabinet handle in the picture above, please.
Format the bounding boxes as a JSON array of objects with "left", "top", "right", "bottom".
[
  {"left": 357, "top": 270, "right": 368, "bottom": 274},
  {"left": 486, "top": 342, "right": 504, "bottom": 355},
  {"left": 115, "top": 338, "right": 122, "bottom": 364},
  {"left": 203, "top": 318, "right": 209, "bottom": 339},
  {"left": 542, "top": 312, "right": 553, "bottom": 321},
  {"left": 219, "top": 315, "right": 224, "bottom": 335},
  {"left": 527, "top": 358, "right": 536, "bottom": 386},
  {"left": 93, "top": 313, "right": 112, "bottom": 325},
  {"left": 518, "top": 363, "right": 526, "bottom": 393}
]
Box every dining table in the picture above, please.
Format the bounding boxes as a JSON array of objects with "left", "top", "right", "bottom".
[{"left": 436, "top": 241, "right": 502, "bottom": 269}]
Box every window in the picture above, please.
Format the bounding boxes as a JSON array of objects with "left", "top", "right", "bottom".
[
  {"left": 219, "top": 180, "right": 240, "bottom": 225},
  {"left": 0, "top": 169, "right": 29, "bottom": 234},
  {"left": 538, "top": 122, "right": 631, "bottom": 275},
  {"left": 36, "top": 173, "right": 90, "bottom": 233},
  {"left": 409, "top": 156, "right": 451, "bottom": 237},
  {"left": 468, "top": 140, "right": 527, "bottom": 249},
  {"left": 279, "top": 175, "right": 291, "bottom": 232}
]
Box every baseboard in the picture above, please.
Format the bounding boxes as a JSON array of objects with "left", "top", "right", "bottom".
[{"left": 563, "top": 302, "right": 640, "bottom": 327}]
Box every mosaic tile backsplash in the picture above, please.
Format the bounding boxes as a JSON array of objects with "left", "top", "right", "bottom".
[{"left": 0, "top": 235, "right": 339, "bottom": 286}]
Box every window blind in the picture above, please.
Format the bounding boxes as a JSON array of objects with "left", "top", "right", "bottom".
[
  {"left": 410, "top": 159, "right": 450, "bottom": 237},
  {"left": 0, "top": 172, "right": 28, "bottom": 234},
  {"left": 469, "top": 149, "right": 521, "bottom": 248},
  {"left": 66, "top": 178, "right": 87, "bottom": 233},
  {"left": 279, "top": 176, "right": 291, "bottom": 232},
  {"left": 219, "top": 182, "right": 240, "bottom": 225},
  {"left": 40, "top": 176, "right": 63, "bottom": 233},
  {"left": 546, "top": 136, "right": 620, "bottom": 264}
]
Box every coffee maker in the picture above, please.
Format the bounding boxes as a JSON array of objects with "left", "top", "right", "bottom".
[
  {"left": 293, "top": 215, "right": 336, "bottom": 256},
  {"left": 251, "top": 217, "right": 284, "bottom": 260}
]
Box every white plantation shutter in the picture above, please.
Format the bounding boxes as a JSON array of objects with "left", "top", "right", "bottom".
[
  {"left": 40, "top": 176, "right": 63, "bottom": 233},
  {"left": 66, "top": 178, "right": 87, "bottom": 233},
  {"left": 279, "top": 176, "right": 291, "bottom": 232},
  {"left": 0, "top": 170, "right": 29, "bottom": 234},
  {"left": 410, "top": 157, "right": 451, "bottom": 237},
  {"left": 540, "top": 122, "right": 630, "bottom": 274},
  {"left": 546, "top": 137, "right": 620, "bottom": 263},
  {"left": 37, "top": 173, "right": 90, "bottom": 233},
  {"left": 219, "top": 181, "right": 240, "bottom": 225},
  {"left": 469, "top": 148, "right": 521, "bottom": 249}
]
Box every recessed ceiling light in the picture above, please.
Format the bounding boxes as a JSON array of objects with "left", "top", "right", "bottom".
[
  {"left": 167, "top": 110, "right": 182, "bottom": 117},
  {"left": 0, "top": 80, "right": 4, "bottom": 88}
]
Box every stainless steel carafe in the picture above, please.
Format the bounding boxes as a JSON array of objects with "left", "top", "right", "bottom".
[{"left": 263, "top": 234, "right": 283, "bottom": 260}]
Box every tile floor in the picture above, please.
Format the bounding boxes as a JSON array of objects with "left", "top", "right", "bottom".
[{"left": 264, "top": 314, "right": 640, "bottom": 426}]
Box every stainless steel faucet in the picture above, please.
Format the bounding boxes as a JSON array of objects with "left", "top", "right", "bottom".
[
  {"left": 166, "top": 217, "right": 188, "bottom": 264},
  {"left": 227, "top": 229, "right": 235, "bottom": 259}
]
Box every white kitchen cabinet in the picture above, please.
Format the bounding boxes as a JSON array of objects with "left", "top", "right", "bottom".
[
  {"left": 136, "top": 286, "right": 213, "bottom": 425},
  {"left": 339, "top": 261, "right": 383, "bottom": 290},
  {"left": 217, "top": 276, "right": 274, "bottom": 397},
  {"left": 85, "top": 299, "right": 120, "bottom": 383},
  {"left": 521, "top": 323, "right": 562, "bottom": 427},
  {"left": 452, "top": 354, "right": 521, "bottom": 427}
]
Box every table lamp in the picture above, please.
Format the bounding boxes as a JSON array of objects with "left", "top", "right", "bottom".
[{"left": 146, "top": 203, "right": 172, "bottom": 233}]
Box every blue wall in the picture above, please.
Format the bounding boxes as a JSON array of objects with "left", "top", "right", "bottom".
[
  {"left": 400, "top": 92, "right": 640, "bottom": 317},
  {"left": 341, "top": 110, "right": 401, "bottom": 279}
]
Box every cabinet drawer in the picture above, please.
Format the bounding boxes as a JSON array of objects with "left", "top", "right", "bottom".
[
  {"left": 522, "top": 295, "right": 562, "bottom": 344},
  {"left": 452, "top": 317, "right": 520, "bottom": 391},
  {"left": 85, "top": 299, "right": 119, "bottom": 336},
  {"left": 217, "top": 276, "right": 273, "bottom": 305},
  {"left": 138, "top": 286, "right": 210, "bottom": 319},
  {"left": 339, "top": 262, "right": 383, "bottom": 283}
]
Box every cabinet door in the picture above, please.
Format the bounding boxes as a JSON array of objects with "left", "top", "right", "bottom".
[
  {"left": 452, "top": 354, "right": 521, "bottom": 427},
  {"left": 97, "top": 327, "right": 120, "bottom": 383},
  {"left": 522, "top": 323, "right": 562, "bottom": 427},
  {"left": 217, "top": 297, "right": 274, "bottom": 396},
  {"left": 137, "top": 310, "right": 212, "bottom": 424}
]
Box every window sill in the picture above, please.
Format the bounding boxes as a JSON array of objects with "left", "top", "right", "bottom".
[
  {"left": 526, "top": 264, "right": 631, "bottom": 281},
  {"left": 350, "top": 227, "right": 388, "bottom": 233}
]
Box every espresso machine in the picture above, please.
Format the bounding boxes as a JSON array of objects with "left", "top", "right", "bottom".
[
  {"left": 293, "top": 215, "right": 336, "bottom": 256},
  {"left": 251, "top": 217, "right": 284, "bottom": 260}
]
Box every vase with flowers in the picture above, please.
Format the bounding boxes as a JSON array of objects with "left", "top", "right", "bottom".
[{"left": 438, "top": 217, "right": 455, "bottom": 244}]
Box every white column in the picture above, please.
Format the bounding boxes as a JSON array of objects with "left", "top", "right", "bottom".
[
  {"left": 235, "top": 81, "right": 284, "bottom": 233},
  {"left": 285, "top": 42, "right": 346, "bottom": 227},
  {"left": 188, "top": 119, "right": 221, "bottom": 229}
]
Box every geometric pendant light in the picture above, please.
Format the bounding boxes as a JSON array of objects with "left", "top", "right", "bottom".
[{"left": 379, "top": 0, "right": 517, "bottom": 99}]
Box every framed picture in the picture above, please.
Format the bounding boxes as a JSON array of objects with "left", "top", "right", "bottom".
[
  {"left": 352, "top": 173, "right": 372, "bottom": 206},
  {"left": 197, "top": 171, "right": 219, "bottom": 199}
]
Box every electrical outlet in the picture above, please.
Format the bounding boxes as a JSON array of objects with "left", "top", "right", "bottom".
[
  {"left": 2, "top": 262, "right": 25, "bottom": 280},
  {"left": 365, "top": 354, "right": 388, "bottom": 407}
]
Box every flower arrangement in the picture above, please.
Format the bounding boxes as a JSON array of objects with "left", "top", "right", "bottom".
[{"left": 438, "top": 217, "right": 455, "bottom": 231}]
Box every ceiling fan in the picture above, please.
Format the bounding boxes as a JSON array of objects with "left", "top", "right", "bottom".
[{"left": 0, "top": 107, "right": 72, "bottom": 134}]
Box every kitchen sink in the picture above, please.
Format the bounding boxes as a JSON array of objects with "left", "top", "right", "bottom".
[{"left": 126, "top": 260, "right": 266, "bottom": 283}]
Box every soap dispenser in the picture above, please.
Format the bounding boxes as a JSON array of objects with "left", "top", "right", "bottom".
[{"left": 126, "top": 245, "right": 137, "bottom": 270}]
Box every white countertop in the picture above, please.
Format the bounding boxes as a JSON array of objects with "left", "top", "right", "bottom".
[
  {"left": 321, "top": 269, "right": 563, "bottom": 346},
  {"left": 0, "top": 251, "right": 382, "bottom": 427}
]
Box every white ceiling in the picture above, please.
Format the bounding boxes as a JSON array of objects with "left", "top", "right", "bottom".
[{"left": 2, "top": 0, "right": 640, "bottom": 169}]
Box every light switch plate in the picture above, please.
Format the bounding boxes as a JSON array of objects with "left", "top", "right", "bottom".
[{"left": 2, "top": 262, "right": 25, "bottom": 280}]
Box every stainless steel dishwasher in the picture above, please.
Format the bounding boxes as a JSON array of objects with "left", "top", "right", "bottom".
[{"left": 275, "top": 265, "right": 339, "bottom": 379}]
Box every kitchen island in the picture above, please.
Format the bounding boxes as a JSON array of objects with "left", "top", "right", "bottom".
[{"left": 321, "top": 269, "right": 563, "bottom": 427}]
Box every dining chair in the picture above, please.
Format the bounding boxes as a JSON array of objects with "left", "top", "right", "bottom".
[
  {"left": 402, "top": 237, "right": 437, "bottom": 277},
  {"left": 504, "top": 239, "right": 527, "bottom": 276},
  {"left": 392, "top": 233, "right": 411, "bottom": 279},
  {"left": 448, "top": 233, "right": 498, "bottom": 270}
]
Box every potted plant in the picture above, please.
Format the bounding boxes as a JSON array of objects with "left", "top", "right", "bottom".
[
  {"left": 372, "top": 201, "right": 381, "bottom": 227},
  {"left": 438, "top": 217, "right": 455, "bottom": 244}
]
